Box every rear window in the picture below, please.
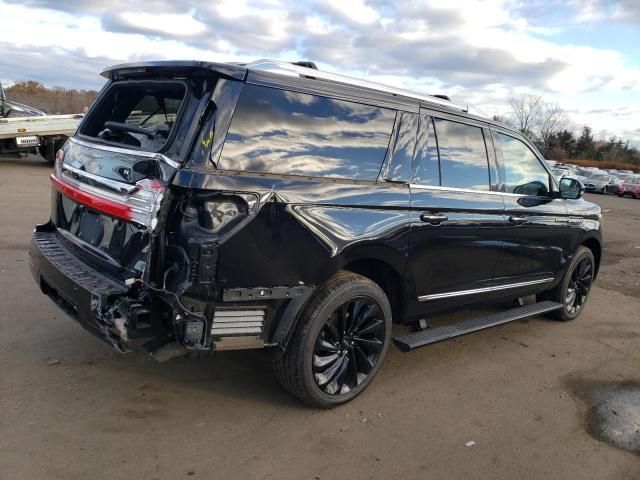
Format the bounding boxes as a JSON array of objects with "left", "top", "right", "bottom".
[
  {"left": 218, "top": 85, "right": 396, "bottom": 180},
  {"left": 80, "top": 81, "right": 186, "bottom": 152}
]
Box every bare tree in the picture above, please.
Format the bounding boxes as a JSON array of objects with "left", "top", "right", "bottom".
[
  {"left": 508, "top": 94, "right": 544, "bottom": 138},
  {"left": 507, "top": 94, "right": 568, "bottom": 157},
  {"left": 537, "top": 102, "right": 567, "bottom": 157}
]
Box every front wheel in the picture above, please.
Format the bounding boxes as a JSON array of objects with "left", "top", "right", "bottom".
[
  {"left": 273, "top": 272, "right": 392, "bottom": 408},
  {"left": 543, "top": 246, "right": 595, "bottom": 321}
]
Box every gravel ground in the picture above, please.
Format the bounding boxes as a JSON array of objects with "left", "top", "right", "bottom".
[{"left": 1, "top": 155, "right": 638, "bottom": 480}]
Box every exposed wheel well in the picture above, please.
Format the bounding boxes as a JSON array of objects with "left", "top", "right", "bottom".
[
  {"left": 582, "top": 237, "right": 601, "bottom": 278},
  {"left": 342, "top": 259, "right": 404, "bottom": 323}
]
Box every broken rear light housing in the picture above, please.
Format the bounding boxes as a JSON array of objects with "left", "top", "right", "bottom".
[{"left": 52, "top": 154, "right": 166, "bottom": 229}]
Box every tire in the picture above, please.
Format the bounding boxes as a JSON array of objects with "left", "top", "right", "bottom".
[
  {"left": 543, "top": 246, "right": 595, "bottom": 321},
  {"left": 273, "top": 271, "right": 392, "bottom": 408},
  {"left": 39, "top": 137, "right": 66, "bottom": 165}
]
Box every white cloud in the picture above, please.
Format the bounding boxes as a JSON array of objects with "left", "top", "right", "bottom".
[
  {"left": 116, "top": 12, "right": 207, "bottom": 37},
  {"left": 0, "top": 0, "right": 638, "bottom": 145}
]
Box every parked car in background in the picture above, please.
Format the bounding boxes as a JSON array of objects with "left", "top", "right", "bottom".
[
  {"left": 551, "top": 167, "right": 572, "bottom": 181},
  {"left": 606, "top": 175, "right": 622, "bottom": 194},
  {"left": 617, "top": 176, "right": 640, "bottom": 199},
  {"left": 581, "top": 172, "right": 612, "bottom": 194}
]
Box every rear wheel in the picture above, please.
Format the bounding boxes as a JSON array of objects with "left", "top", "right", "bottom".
[
  {"left": 543, "top": 246, "right": 595, "bottom": 321},
  {"left": 273, "top": 272, "right": 391, "bottom": 408}
]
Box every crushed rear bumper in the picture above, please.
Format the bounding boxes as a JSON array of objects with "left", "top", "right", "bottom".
[{"left": 29, "top": 222, "right": 133, "bottom": 352}]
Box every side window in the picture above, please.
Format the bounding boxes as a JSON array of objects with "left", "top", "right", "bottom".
[
  {"left": 493, "top": 132, "right": 550, "bottom": 196},
  {"left": 435, "top": 118, "right": 490, "bottom": 191},
  {"left": 412, "top": 116, "right": 440, "bottom": 186},
  {"left": 385, "top": 111, "right": 418, "bottom": 182},
  {"left": 218, "top": 85, "right": 396, "bottom": 180}
]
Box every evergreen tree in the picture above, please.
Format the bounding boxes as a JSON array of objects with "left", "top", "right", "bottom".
[{"left": 575, "top": 126, "right": 596, "bottom": 159}]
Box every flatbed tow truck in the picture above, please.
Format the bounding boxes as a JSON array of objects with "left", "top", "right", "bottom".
[
  {"left": 0, "top": 80, "right": 82, "bottom": 163},
  {"left": 0, "top": 114, "right": 83, "bottom": 162}
]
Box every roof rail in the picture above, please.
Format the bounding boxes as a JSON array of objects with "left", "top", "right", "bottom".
[{"left": 246, "top": 59, "right": 467, "bottom": 112}]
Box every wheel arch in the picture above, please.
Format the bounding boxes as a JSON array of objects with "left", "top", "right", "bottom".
[
  {"left": 340, "top": 258, "right": 404, "bottom": 324},
  {"left": 581, "top": 236, "right": 602, "bottom": 279},
  {"left": 272, "top": 256, "right": 405, "bottom": 351}
]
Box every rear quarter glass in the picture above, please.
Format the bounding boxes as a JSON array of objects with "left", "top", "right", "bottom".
[{"left": 217, "top": 85, "right": 396, "bottom": 180}]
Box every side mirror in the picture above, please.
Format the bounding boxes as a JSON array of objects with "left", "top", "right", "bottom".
[{"left": 559, "top": 177, "right": 584, "bottom": 200}]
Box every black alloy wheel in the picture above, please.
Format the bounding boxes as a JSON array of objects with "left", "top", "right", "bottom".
[
  {"left": 564, "top": 256, "right": 594, "bottom": 315},
  {"left": 543, "top": 246, "right": 595, "bottom": 321},
  {"left": 273, "top": 271, "right": 392, "bottom": 408},
  {"left": 312, "top": 297, "right": 386, "bottom": 395}
]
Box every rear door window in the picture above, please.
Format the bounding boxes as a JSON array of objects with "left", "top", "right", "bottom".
[
  {"left": 218, "top": 85, "right": 396, "bottom": 180},
  {"left": 80, "top": 81, "right": 187, "bottom": 152},
  {"left": 434, "top": 118, "right": 490, "bottom": 191},
  {"left": 493, "top": 132, "right": 551, "bottom": 196}
]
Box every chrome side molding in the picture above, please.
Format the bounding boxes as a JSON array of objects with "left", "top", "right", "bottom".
[{"left": 418, "top": 277, "right": 554, "bottom": 302}]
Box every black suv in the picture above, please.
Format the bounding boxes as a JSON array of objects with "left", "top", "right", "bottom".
[{"left": 29, "top": 60, "right": 602, "bottom": 407}]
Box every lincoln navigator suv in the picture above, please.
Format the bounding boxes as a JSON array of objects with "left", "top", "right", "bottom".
[{"left": 29, "top": 60, "right": 602, "bottom": 407}]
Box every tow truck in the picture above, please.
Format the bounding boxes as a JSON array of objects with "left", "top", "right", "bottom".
[{"left": 0, "top": 80, "right": 83, "bottom": 163}]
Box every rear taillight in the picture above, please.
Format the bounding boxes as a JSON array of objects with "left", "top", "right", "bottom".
[{"left": 51, "top": 157, "right": 166, "bottom": 230}]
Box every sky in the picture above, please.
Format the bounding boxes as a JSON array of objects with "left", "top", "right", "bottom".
[{"left": 1, "top": 0, "right": 639, "bottom": 146}]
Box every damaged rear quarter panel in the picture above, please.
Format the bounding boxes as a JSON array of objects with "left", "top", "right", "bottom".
[{"left": 171, "top": 169, "right": 411, "bottom": 294}]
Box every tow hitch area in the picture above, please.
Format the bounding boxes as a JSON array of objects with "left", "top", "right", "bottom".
[{"left": 31, "top": 224, "right": 201, "bottom": 359}]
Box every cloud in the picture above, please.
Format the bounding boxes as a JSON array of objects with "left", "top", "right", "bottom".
[
  {"left": 101, "top": 11, "right": 207, "bottom": 38},
  {"left": 0, "top": 42, "right": 110, "bottom": 88},
  {"left": 0, "top": 0, "right": 639, "bottom": 146}
]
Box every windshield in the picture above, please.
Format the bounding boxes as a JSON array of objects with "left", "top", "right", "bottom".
[
  {"left": 79, "top": 81, "right": 187, "bottom": 152},
  {"left": 590, "top": 174, "right": 609, "bottom": 181}
]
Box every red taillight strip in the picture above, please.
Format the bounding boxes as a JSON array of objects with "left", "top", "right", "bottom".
[{"left": 50, "top": 174, "right": 133, "bottom": 221}]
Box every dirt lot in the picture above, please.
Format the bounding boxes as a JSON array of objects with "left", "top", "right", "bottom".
[{"left": 1, "top": 155, "right": 639, "bottom": 480}]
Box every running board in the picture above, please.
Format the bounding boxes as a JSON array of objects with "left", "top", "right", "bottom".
[{"left": 393, "top": 301, "right": 563, "bottom": 353}]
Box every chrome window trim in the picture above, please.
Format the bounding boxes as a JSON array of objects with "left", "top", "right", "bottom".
[
  {"left": 69, "top": 136, "right": 181, "bottom": 169},
  {"left": 409, "top": 183, "right": 523, "bottom": 197},
  {"left": 418, "top": 277, "right": 554, "bottom": 302}
]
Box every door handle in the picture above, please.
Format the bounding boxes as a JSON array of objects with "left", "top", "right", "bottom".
[
  {"left": 509, "top": 216, "right": 528, "bottom": 225},
  {"left": 420, "top": 213, "right": 448, "bottom": 225}
]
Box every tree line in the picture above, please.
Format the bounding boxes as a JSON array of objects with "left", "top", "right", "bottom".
[
  {"left": 498, "top": 93, "right": 639, "bottom": 166},
  {"left": 4, "top": 81, "right": 98, "bottom": 115}
]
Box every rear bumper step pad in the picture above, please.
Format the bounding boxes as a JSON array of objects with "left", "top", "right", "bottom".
[{"left": 393, "top": 301, "right": 563, "bottom": 352}]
